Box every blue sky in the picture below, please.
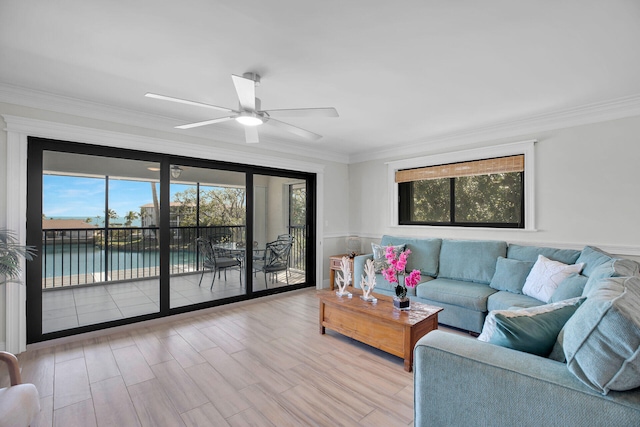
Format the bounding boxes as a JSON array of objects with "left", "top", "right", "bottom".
[{"left": 43, "top": 175, "right": 190, "bottom": 218}]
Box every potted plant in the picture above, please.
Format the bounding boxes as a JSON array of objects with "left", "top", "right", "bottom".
[
  {"left": 381, "top": 246, "right": 421, "bottom": 310},
  {"left": 0, "top": 228, "right": 36, "bottom": 284}
]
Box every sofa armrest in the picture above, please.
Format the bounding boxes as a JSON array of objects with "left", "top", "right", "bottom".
[
  {"left": 414, "top": 330, "right": 640, "bottom": 427},
  {"left": 353, "top": 254, "right": 373, "bottom": 289}
]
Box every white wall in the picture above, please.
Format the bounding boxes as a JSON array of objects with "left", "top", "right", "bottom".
[{"left": 349, "top": 115, "right": 640, "bottom": 261}]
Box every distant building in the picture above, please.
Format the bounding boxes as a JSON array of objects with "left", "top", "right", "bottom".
[{"left": 140, "top": 202, "right": 194, "bottom": 228}]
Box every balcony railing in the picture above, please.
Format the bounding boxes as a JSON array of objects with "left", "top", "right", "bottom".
[{"left": 41, "top": 225, "right": 306, "bottom": 289}]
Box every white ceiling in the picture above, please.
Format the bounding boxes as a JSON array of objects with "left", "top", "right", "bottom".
[{"left": 2, "top": 0, "right": 640, "bottom": 162}]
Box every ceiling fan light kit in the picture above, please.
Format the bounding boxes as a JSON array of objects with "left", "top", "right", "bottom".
[
  {"left": 235, "top": 111, "right": 264, "bottom": 126},
  {"left": 146, "top": 72, "right": 337, "bottom": 144}
]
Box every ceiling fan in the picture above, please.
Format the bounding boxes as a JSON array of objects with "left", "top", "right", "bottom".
[{"left": 145, "top": 72, "right": 338, "bottom": 144}]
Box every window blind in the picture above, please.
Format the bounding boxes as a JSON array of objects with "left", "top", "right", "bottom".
[{"left": 395, "top": 155, "right": 524, "bottom": 183}]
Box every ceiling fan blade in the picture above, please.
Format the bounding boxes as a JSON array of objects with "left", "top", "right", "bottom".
[
  {"left": 231, "top": 75, "right": 256, "bottom": 110},
  {"left": 263, "top": 107, "right": 339, "bottom": 118},
  {"left": 267, "top": 118, "right": 322, "bottom": 141},
  {"left": 175, "top": 116, "right": 235, "bottom": 129},
  {"left": 244, "top": 126, "right": 259, "bottom": 144},
  {"left": 145, "top": 93, "right": 234, "bottom": 112}
]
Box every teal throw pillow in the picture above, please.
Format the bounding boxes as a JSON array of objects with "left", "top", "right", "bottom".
[
  {"left": 477, "top": 297, "right": 585, "bottom": 357},
  {"left": 550, "top": 273, "right": 588, "bottom": 303},
  {"left": 564, "top": 276, "right": 640, "bottom": 394},
  {"left": 371, "top": 243, "right": 405, "bottom": 273},
  {"left": 489, "top": 257, "right": 534, "bottom": 294},
  {"left": 575, "top": 246, "right": 613, "bottom": 277}
]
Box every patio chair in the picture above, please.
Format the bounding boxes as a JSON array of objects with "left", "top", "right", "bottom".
[
  {"left": 0, "top": 351, "right": 40, "bottom": 427},
  {"left": 254, "top": 239, "right": 293, "bottom": 288},
  {"left": 196, "top": 237, "right": 242, "bottom": 290},
  {"left": 276, "top": 233, "right": 294, "bottom": 243},
  {"left": 253, "top": 234, "right": 294, "bottom": 263}
]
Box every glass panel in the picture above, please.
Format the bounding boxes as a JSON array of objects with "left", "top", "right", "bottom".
[
  {"left": 252, "top": 175, "right": 307, "bottom": 291},
  {"left": 410, "top": 178, "right": 450, "bottom": 222},
  {"left": 455, "top": 172, "right": 523, "bottom": 224},
  {"left": 41, "top": 152, "right": 160, "bottom": 333},
  {"left": 169, "top": 165, "right": 246, "bottom": 308}
]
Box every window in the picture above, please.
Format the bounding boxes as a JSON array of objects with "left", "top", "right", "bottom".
[{"left": 397, "top": 155, "right": 525, "bottom": 228}]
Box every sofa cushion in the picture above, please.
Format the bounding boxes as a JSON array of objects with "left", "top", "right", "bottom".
[
  {"left": 487, "top": 291, "right": 543, "bottom": 311},
  {"left": 416, "top": 278, "right": 497, "bottom": 312},
  {"left": 564, "top": 276, "right": 640, "bottom": 394},
  {"left": 371, "top": 242, "right": 405, "bottom": 273},
  {"left": 575, "top": 246, "right": 614, "bottom": 277},
  {"left": 550, "top": 273, "right": 588, "bottom": 303},
  {"left": 380, "top": 235, "right": 441, "bottom": 277},
  {"left": 507, "top": 244, "right": 581, "bottom": 265},
  {"left": 439, "top": 239, "right": 507, "bottom": 285},
  {"left": 489, "top": 257, "right": 534, "bottom": 294},
  {"left": 478, "top": 297, "right": 585, "bottom": 357},
  {"left": 522, "top": 255, "right": 584, "bottom": 303},
  {"left": 582, "top": 258, "right": 640, "bottom": 297}
]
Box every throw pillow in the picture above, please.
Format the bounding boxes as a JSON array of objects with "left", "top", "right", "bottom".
[
  {"left": 563, "top": 276, "right": 640, "bottom": 394},
  {"left": 522, "top": 255, "right": 584, "bottom": 303},
  {"left": 371, "top": 243, "right": 405, "bottom": 273},
  {"left": 477, "top": 297, "right": 585, "bottom": 357},
  {"left": 550, "top": 273, "right": 588, "bottom": 303},
  {"left": 575, "top": 246, "right": 613, "bottom": 277},
  {"left": 489, "top": 257, "right": 534, "bottom": 294}
]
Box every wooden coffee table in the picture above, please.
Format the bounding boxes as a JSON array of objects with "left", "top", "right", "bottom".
[{"left": 317, "top": 287, "right": 443, "bottom": 372}]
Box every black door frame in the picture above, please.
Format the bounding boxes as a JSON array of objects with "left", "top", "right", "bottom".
[{"left": 26, "top": 137, "right": 316, "bottom": 343}]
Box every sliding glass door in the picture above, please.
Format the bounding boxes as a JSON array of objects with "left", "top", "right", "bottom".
[
  {"left": 40, "top": 151, "right": 161, "bottom": 334},
  {"left": 168, "top": 165, "right": 246, "bottom": 308},
  {"left": 26, "top": 137, "right": 315, "bottom": 343},
  {"left": 252, "top": 174, "right": 308, "bottom": 291}
]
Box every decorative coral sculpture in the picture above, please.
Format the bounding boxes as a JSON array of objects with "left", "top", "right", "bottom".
[
  {"left": 359, "top": 258, "right": 377, "bottom": 302},
  {"left": 335, "top": 256, "right": 352, "bottom": 297}
]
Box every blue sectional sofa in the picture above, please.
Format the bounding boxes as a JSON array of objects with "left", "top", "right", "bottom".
[
  {"left": 353, "top": 235, "right": 640, "bottom": 426},
  {"left": 354, "top": 235, "right": 635, "bottom": 333}
]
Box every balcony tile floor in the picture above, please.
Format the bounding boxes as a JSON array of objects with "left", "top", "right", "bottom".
[{"left": 42, "top": 270, "right": 304, "bottom": 334}]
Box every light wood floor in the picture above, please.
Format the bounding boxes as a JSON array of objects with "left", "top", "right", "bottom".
[{"left": 5, "top": 288, "right": 424, "bottom": 426}]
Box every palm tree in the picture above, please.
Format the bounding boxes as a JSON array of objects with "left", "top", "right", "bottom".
[
  {"left": 124, "top": 211, "right": 139, "bottom": 227},
  {"left": 0, "top": 228, "right": 36, "bottom": 283}
]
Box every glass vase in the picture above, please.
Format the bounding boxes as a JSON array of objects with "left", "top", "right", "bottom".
[{"left": 393, "top": 296, "right": 410, "bottom": 310}]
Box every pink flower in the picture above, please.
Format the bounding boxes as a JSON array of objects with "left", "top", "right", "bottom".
[
  {"left": 382, "top": 247, "right": 418, "bottom": 288},
  {"left": 384, "top": 246, "right": 396, "bottom": 262},
  {"left": 405, "top": 269, "right": 421, "bottom": 288},
  {"left": 382, "top": 266, "right": 398, "bottom": 283},
  {"left": 396, "top": 251, "right": 409, "bottom": 271}
]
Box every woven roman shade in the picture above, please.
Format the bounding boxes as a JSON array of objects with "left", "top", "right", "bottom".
[{"left": 395, "top": 155, "right": 524, "bottom": 183}]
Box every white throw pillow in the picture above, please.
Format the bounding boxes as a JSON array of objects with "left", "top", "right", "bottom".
[{"left": 522, "top": 255, "right": 584, "bottom": 303}]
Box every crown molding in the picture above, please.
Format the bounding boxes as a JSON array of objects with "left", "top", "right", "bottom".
[
  {"left": 350, "top": 93, "right": 640, "bottom": 163},
  {"left": 0, "top": 83, "right": 347, "bottom": 164}
]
